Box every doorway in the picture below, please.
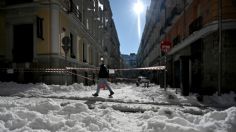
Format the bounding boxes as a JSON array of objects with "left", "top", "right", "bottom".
[
  {"left": 13, "top": 24, "right": 33, "bottom": 63},
  {"left": 191, "top": 39, "right": 203, "bottom": 93}
]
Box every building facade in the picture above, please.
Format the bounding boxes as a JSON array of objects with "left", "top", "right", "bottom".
[
  {"left": 121, "top": 53, "right": 137, "bottom": 79},
  {"left": 0, "top": 0, "right": 121, "bottom": 85},
  {"left": 122, "top": 53, "right": 137, "bottom": 68},
  {"left": 137, "top": 0, "right": 236, "bottom": 94}
]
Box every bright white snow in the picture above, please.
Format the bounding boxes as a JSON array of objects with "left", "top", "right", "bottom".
[{"left": 0, "top": 82, "right": 236, "bottom": 132}]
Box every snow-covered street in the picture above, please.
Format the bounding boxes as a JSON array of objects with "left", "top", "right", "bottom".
[{"left": 0, "top": 82, "right": 236, "bottom": 132}]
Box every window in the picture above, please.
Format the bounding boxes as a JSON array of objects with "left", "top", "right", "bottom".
[
  {"left": 173, "top": 35, "right": 180, "bottom": 46},
  {"left": 37, "top": 17, "right": 44, "bottom": 40},
  {"left": 83, "top": 43, "right": 87, "bottom": 62},
  {"left": 86, "top": 19, "right": 89, "bottom": 29},
  {"left": 5, "top": 0, "right": 33, "bottom": 5},
  {"left": 70, "top": 33, "right": 75, "bottom": 58},
  {"left": 189, "top": 16, "right": 203, "bottom": 34},
  {"left": 64, "top": 0, "right": 73, "bottom": 13}
]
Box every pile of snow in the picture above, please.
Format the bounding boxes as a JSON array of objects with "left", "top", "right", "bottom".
[
  {"left": 204, "top": 92, "right": 236, "bottom": 107},
  {"left": 0, "top": 82, "right": 236, "bottom": 131},
  {"left": 142, "top": 107, "right": 236, "bottom": 132},
  {"left": 0, "top": 97, "right": 236, "bottom": 132},
  {"left": 0, "top": 82, "right": 235, "bottom": 107}
]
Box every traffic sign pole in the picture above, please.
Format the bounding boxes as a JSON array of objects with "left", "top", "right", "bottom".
[{"left": 160, "top": 40, "right": 171, "bottom": 91}]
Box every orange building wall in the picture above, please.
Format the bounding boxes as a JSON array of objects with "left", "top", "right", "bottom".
[{"left": 167, "top": 0, "right": 236, "bottom": 47}]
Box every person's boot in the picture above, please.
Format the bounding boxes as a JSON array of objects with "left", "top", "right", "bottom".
[
  {"left": 109, "top": 91, "right": 114, "bottom": 97},
  {"left": 92, "top": 93, "right": 98, "bottom": 97}
]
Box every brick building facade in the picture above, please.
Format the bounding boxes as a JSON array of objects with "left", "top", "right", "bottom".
[{"left": 137, "top": 0, "right": 236, "bottom": 95}]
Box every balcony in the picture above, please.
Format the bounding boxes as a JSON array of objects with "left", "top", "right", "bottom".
[
  {"left": 173, "top": 35, "right": 181, "bottom": 46},
  {"left": 69, "top": 4, "right": 82, "bottom": 22},
  {"left": 171, "top": 6, "right": 181, "bottom": 16},
  {"left": 156, "top": 16, "right": 160, "bottom": 24},
  {"left": 164, "top": 5, "right": 182, "bottom": 28},
  {"left": 189, "top": 16, "right": 203, "bottom": 34},
  {"left": 160, "top": 0, "right": 165, "bottom": 11},
  {"left": 150, "top": 56, "right": 160, "bottom": 66},
  {"left": 165, "top": 17, "right": 172, "bottom": 28},
  {"left": 160, "top": 27, "right": 165, "bottom": 36},
  {"left": 61, "top": 0, "right": 82, "bottom": 22}
]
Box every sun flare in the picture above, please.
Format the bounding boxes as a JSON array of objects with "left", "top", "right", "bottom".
[
  {"left": 133, "top": 0, "right": 144, "bottom": 39},
  {"left": 133, "top": 0, "right": 144, "bottom": 15}
]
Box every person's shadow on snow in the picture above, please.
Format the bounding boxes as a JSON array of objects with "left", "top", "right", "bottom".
[
  {"left": 84, "top": 96, "right": 114, "bottom": 109},
  {"left": 85, "top": 100, "right": 96, "bottom": 109}
]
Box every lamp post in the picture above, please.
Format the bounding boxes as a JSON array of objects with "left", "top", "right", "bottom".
[{"left": 62, "top": 36, "right": 71, "bottom": 85}]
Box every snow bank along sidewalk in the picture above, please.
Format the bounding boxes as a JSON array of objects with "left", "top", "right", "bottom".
[
  {"left": 0, "top": 82, "right": 236, "bottom": 131},
  {"left": 0, "top": 96, "right": 236, "bottom": 132},
  {"left": 0, "top": 82, "right": 235, "bottom": 108}
]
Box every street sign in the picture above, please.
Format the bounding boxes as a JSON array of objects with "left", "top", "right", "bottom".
[
  {"left": 109, "top": 69, "right": 115, "bottom": 74},
  {"left": 160, "top": 40, "right": 171, "bottom": 53}
]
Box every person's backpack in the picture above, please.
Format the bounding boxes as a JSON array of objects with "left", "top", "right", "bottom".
[
  {"left": 99, "top": 64, "right": 109, "bottom": 78},
  {"left": 103, "top": 66, "right": 109, "bottom": 77}
]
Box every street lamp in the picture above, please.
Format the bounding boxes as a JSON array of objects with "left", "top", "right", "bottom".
[{"left": 62, "top": 36, "right": 71, "bottom": 85}]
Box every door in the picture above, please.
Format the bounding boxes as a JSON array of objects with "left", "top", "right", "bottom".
[
  {"left": 174, "top": 60, "right": 180, "bottom": 88},
  {"left": 180, "top": 56, "right": 190, "bottom": 96},
  {"left": 13, "top": 24, "right": 33, "bottom": 63},
  {"left": 191, "top": 39, "right": 203, "bottom": 93}
]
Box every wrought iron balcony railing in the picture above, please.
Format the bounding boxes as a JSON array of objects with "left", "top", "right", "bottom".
[{"left": 189, "top": 16, "right": 203, "bottom": 34}]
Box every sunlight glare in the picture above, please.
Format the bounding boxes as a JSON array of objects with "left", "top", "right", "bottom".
[
  {"left": 133, "top": 0, "right": 144, "bottom": 15},
  {"left": 133, "top": 0, "right": 145, "bottom": 39}
]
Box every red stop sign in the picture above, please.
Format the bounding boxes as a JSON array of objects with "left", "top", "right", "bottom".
[{"left": 160, "top": 40, "right": 171, "bottom": 53}]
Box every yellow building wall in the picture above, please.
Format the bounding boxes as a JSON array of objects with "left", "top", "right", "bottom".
[
  {"left": 89, "top": 46, "right": 92, "bottom": 64},
  {"left": 77, "top": 36, "right": 81, "bottom": 62},
  {"left": 59, "top": 11, "right": 83, "bottom": 63},
  {"left": 59, "top": 11, "right": 70, "bottom": 57},
  {"left": 35, "top": 8, "right": 51, "bottom": 54},
  {"left": 79, "top": 39, "right": 83, "bottom": 62}
]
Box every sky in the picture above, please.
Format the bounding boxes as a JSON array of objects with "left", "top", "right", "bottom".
[
  {"left": 0, "top": 82, "right": 236, "bottom": 131},
  {"left": 109, "top": 0, "right": 151, "bottom": 55}
]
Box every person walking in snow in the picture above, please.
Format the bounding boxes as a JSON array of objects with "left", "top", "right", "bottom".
[{"left": 92, "top": 63, "right": 114, "bottom": 97}]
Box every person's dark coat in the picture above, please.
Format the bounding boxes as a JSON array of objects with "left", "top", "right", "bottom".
[{"left": 98, "top": 64, "right": 109, "bottom": 78}]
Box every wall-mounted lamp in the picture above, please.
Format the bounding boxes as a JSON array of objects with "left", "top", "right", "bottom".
[
  {"left": 98, "top": 25, "right": 103, "bottom": 29},
  {"left": 94, "top": 17, "right": 101, "bottom": 21},
  {"left": 87, "top": 8, "right": 95, "bottom": 12},
  {"left": 100, "top": 57, "right": 104, "bottom": 61}
]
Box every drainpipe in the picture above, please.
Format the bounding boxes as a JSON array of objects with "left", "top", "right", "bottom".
[
  {"left": 183, "top": 0, "right": 186, "bottom": 39},
  {"left": 218, "top": 0, "right": 222, "bottom": 96},
  {"left": 164, "top": 0, "right": 167, "bottom": 91}
]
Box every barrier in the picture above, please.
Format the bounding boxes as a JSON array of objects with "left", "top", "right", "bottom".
[{"left": 0, "top": 65, "right": 166, "bottom": 83}]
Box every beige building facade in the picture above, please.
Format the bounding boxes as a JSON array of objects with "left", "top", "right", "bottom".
[{"left": 0, "top": 0, "right": 121, "bottom": 85}]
